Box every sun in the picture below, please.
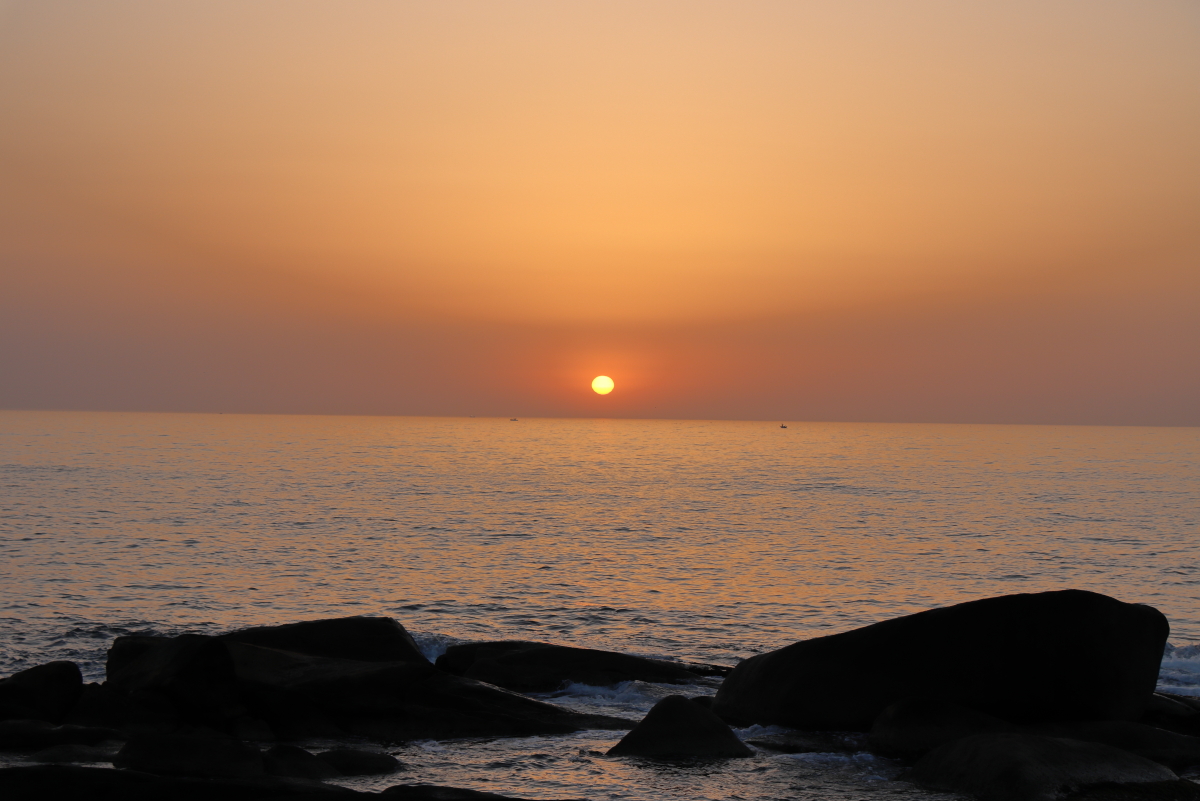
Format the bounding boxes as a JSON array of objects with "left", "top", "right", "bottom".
[{"left": 591, "top": 375, "right": 615, "bottom": 395}]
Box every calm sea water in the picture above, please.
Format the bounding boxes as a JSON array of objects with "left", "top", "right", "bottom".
[{"left": 1, "top": 410, "right": 1198, "bottom": 799}]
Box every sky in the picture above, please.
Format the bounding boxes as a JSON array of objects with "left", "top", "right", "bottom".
[{"left": 1, "top": 0, "right": 1197, "bottom": 425}]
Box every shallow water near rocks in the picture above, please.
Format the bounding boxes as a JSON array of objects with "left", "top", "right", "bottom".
[{"left": 1, "top": 410, "right": 1198, "bottom": 799}]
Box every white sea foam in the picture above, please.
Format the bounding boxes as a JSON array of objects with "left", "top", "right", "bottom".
[
  {"left": 1158, "top": 642, "right": 1200, "bottom": 696},
  {"left": 411, "top": 630, "right": 465, "bottom": 663}
]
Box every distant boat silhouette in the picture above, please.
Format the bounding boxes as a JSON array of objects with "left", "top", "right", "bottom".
[
  {"left": 780, "top": 424, "right": 788, "bottom": 428},
  {"left": 510, "top": 418, "right": 518, "bottom": 421}
]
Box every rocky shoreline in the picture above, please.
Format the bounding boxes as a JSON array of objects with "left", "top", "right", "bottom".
[{"left": 2, "top": 589, "right": 1199, "bottom": 801}]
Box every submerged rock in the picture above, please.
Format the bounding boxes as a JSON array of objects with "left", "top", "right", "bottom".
[
  {"left": 436, "top": 640, "right": 726, "bottom": 692},
  {"left": 907, "top": 732, "right": 1177, "bottom": 801},
  {"left": 713, "top": 590, "right": 1168, "bottom": 731},
  {"left": 607, "top": 694, "right": 752, "bottom": 758},
  {"left": 0, "top": 662, "right": 83, "bottom": 724}
]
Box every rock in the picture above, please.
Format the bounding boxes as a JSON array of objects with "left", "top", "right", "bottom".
[
  {"left": 105, "top": 633, "right": 247, "bottom": 730},
  {"left": 0, "top": 662, "right": 83, "bottom": 723},
  {"left": 1034, "top": 721, "right": 1200, "bottom": 771},
  {"left": 747, "top": 731, "right": 865, "bottom": 754},
  {"left": 1066, "top": 780, "right": 1200, "bottom": 800},
  {"left": 0, "top": 719, "right": 121, "bottom": 750},
  {"left": 317, "top": 747, "right": 402, "bottom": 776},
  {"left": 223, "top": 616, "right": 428, "bottom": 665},
  {"left": 228, "top": 641, "right": 628, "bottom": 741},
  {"left": 113, "top": 732, "right": 264, "bottom": 778},
  {"left": 105, "top": 635, "right": 165, "bottom": 678},
  {"left": 29, "top": 743, "right": 117, "bottom": 763},
  {"left": 607, "top": 695, "right": 752, "bottom": 758},
  {"left": 869, "top": 697, "right": 1019, "bottom": 759},
  {"left": 907, "top": 732, "right": 1178, "bottom": 801},
  {"left": 436, "top": 641, "right": 720, "bottom": 693},
  {"left": 0, "top": 764, "right": 372, "bottom": 800},
  {"left": 381, "top": 785, "right": 586, "bottom": 800},
  {"left": 1143, "top": 693, "right": 1200, "bottom": 738},
  {"left": 713, "top": 590, "right": 1168, "bottom": 731},
  {"left": 264, "top": 744, "right": 341, "bottom": 780}
]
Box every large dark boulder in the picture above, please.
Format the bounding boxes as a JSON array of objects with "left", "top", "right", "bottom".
[
  {"left": 227, "top": 641, "right": 628, "bottom": 741},
  {"left": 0, "top": 662, "right": 83, "bottom": 723},
  {"left": 105, "top": 634, "right": 246, "bottom": 730},
  {"left": 908, "top": 733, "right": 1177, "bottom": 801},
  {"left": 223, "top": 617, "right": 428, "bottom": 665},
  {"left": 607, "top": 695, "right": 752, "bottom": 758},
  {"left": 712, "top": 590, "right": 1168, "bottom": 731},
  {"left": 436, "top": 641, "right": 724, "bottom": 692}
]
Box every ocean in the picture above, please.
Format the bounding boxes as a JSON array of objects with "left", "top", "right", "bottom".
[{"left": 1, "top": 410, "right": 1198, "bottom": 799}]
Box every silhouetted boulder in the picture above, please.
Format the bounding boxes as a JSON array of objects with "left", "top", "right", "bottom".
[
  {"left": 317, "top": 747, "right": 402, "bottom": 776},
  {"left": 264, "top": 744, "right": 341, "bottom": 780},
  {"left": 0, "top": 662, "right": 83, "bottom": 723},
  {"left": 869, "top": 697, "right": 1018, "bottom": 759},
  {"left": 105, "top": 633, "right": 246, "bottom": 730},
  {"left": 227, "top": 641, "right": 628, "bottom": 740},
  {"left": 713, "top": 590, "right": 1168, "bottom": 731},
  {"left": 113, "top": 732, "right": 264, "bottom": 778},
  {"left": 607, "top": 695, "right": 752, "bottom": 758},
  {"left": 908, "top": 733, "right": 1177, "bottom": 801},
  {"left": 223, "top": 617, "right": 428, "bottom": 665},
  {"left": 436, "top": 641, "right": 726, "bottom": 692},
  {"left": 0, "top": 719, "right": 119, "bottom": 751}
]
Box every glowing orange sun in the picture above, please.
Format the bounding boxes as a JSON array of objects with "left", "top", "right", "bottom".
[{"left": 591, "top": 375, "right": 615, "bottom": 395}]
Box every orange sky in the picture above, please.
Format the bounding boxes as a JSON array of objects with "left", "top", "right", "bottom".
[{"left": 1, "top": 1, "right": 1197, "bottom": 424}]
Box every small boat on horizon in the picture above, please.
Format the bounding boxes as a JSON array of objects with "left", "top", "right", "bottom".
[
  {"left": 510, "top": 418, "right": 519, "bottom": 421},
  {"left": 780, "top": 424, "right": 788, "bottom": 428}
]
